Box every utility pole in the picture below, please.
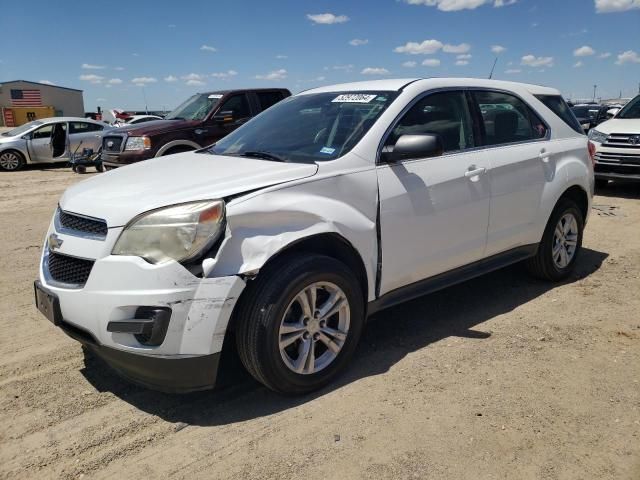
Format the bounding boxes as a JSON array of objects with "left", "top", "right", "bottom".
[
  {"left": 593, "top": 84, "right": 597, "bottom": 102},
  {"left": 142, "top": 87, "right": 149, "bottom": 114}
]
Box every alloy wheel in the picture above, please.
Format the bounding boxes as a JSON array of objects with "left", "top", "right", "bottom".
[
  {"left": 278, "top": 281, "right": 350, "bottom": 375},
  {"left": 552, "top": 213, "right": 579, "bottom": 269},
  {"left": 0, "top": 152, "right": 21, "bottom": 171}
]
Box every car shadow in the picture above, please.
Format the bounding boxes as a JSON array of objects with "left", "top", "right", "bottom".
[
  {"left": 80, "top": 247, "right": 608, "bottom": 427},
  {"left": 595, "top": 181, "right": 640, "bottom": 199}
]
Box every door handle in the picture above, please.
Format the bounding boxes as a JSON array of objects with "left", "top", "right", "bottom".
[
  {"left": 464, "top": 166, "right": 486, "bottom": 178},
  {"left": 539, "top": 149, "right": 550, "bottom": 163}
]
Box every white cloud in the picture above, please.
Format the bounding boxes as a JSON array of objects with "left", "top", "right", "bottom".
[
  {"left": 331, "top": 64, "right": 355, "bottom": 71},
  {"left": 210, "top": 70, "right": 238, "bottom": 79},
  {"left": 505, "top": 68, "right": 522, "bottom": 74},
  {"left": 200, "top": 45, "right": 217, "bottom": 52},
  {"left": 595, "top": 0, "right": 640, "bottom": 13},
  {"left": 598, "top": 52, "right": 612, "bottom": 58},
  {"left": 79, "top": 74, "right": 104, "bottom": 84},
  {"left": 521, "top": 54, "right": 554, "bottom": 67},
  {"left": 114, "top": 66, "right": 125, "bottom": 71},
  {"left": 108, "top": 78, "right": 122, "bottom": 85},
  {"left": 402, "top": 61, "right": 418, "bottom": 67},
  {"left": 306, "top": 13, "right": 349, "bottom": 24},
  {"left": 574, "top": 45, "right": 595, "bottom": 57},
  {"left": 82, "top": 63, "right": 105, "bottom": 70},
  {"left": 349, "top": 38, "right": 369, "bottom": 46},
  {"left": 404, "top": 0, "right": 516, "bottom": 11},
  {"left": 457, "top": 53, "right": 472, "bottom": 59},
  {"left": 182, "top": 73, "right": 205, "bottom": 81},
  {"left": 422, "top": 58, "right": 441, "bottom": 67},
  {"left": 255, "top": 69, "right": 288, "bottom": 80},
  {"left": 132, "top": 53, "right": 139, "bottom": 57},
  {"left": 361, "top": 67, "right": 390, "bottom": 75},
  {"left": 573, "top": 61, "right": 584, "bottom": 68},
  {"left": 491, "top": 45, "right": 506, "bottom": 54},
  {"left": 39, "top": 80, "right": 55, "bottom": 85},
  {"left": 394, "top": 39, "right": 443, "bottom": 55},
  {"left": 96, "top": 98, "right": 107, "bottom": 102},
  {"left": 615, "top": 50, "right": 640, "bottom": 64},
  {"left": 443, "top": 43, "right": 471, "bottom": 53},
  {"left": 131, "top": 77, "right": 157, "bottom": 85},
  {"left": 164, "top": 75, "right": 178, "bottom": 82},
  {"left": 455, "top": 60, "right": 470, "bottom": 66},
  {"left": 186, "top": 79, "right": 206, "bottom": 86},
  {"left": 276, "top": 54, "right": 288, "bottom": 59}
]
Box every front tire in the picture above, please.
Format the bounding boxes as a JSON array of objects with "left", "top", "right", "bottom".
[
  {"left": 0, "top": 150, "right": 26, "bottom": 171},
  {"left": 235, "top": 253, "right": 365, "bottom": 395},
  {"left": 526, "top": 198, "right": 584, "bottom": 281}
]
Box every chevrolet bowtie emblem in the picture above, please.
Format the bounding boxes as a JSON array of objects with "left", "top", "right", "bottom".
[{"left": 49, "top": 233, "right": 64, "bottom": 250}]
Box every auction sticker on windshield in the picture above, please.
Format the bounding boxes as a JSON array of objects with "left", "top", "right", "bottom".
[
  {"left": 208, "top": 94, "right": 223, "bottom": 99},
  {"left": 332, "top": 94, "right": 377, "bottom": 103}
]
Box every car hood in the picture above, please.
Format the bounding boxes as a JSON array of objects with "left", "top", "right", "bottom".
[
  {"left": 109, "top": 119, "right": 198, "bottom": 136},
  {"left": 593, "top": 118, "right": 640, "bottom": 135},
  {"left": 60, "top": 152, "right": 319, "bottom": 227}
]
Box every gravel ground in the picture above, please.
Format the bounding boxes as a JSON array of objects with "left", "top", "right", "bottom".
[{"left": 0, "top": 166, "right": 638, "bottom": 480}]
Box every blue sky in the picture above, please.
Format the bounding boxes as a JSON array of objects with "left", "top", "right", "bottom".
[{"left": 1, "top": 0, "right": 639, "bottom": 111}]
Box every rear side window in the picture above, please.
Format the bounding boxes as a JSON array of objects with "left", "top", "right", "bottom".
[
  {"left": 256, "top": 91, "right": 284, "bottom": 111},
  {"left": 218, "top": 94, "right": 251, "bottom": 120},
  {"left": 473, "top": 91, "right": 548, "bottom": 146},
  {"left": 69, "top": 122, "right": 103, "bottom": 134},
  {"left": 535, "top": 94, "right": 583, "bottom": 134}
]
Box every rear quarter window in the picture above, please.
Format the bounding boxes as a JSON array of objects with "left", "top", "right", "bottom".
[{"left": 535, "top": 95, "right": 584, "bottom": 134}]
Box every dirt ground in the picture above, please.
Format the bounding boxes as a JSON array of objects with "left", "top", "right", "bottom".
[{"left": 0, "top": 165, "right": 638, "bottom": 480}]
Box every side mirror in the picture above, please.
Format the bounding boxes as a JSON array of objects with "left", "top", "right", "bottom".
[
  {"left": 383, "top": 134, "right": 444, "bottom": 163},
  {"left": 606, "top": 108, "right": 619, "bottom": 119},
  {"left": 213, "top": 110, "right": 234, "bottom": 123}
]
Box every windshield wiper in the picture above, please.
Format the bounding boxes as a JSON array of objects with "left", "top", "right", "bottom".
[{"left": 240, "top": 151, "right": 286, "bottom": 162}]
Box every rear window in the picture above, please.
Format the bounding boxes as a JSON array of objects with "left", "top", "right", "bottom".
[{"left": 535, "top": 95, "right": 584, "bottom": 134}]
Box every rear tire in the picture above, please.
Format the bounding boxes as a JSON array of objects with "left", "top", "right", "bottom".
[
  {"left": 0, "top": 150, "right": 26, "bottom": 171},
  {"left": 235, "top": 253, "right": 365, "bottom": 395},
  {"left": 526, "top": 198, "right": 584, "bottom": 281}
]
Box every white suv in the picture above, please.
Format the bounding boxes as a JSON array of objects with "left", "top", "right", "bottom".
[
  {"left": 587, "top": 94, "right": 640, "bottom": 187},
  {"left": 35, "top": 78, "right": 593, "bottom": 394}
]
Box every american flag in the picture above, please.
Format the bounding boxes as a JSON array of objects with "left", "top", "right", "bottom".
[{"left": 11, "top": 89, "right": 42, "bottom": 107}]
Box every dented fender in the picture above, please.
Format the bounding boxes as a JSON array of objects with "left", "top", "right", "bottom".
[{"left": 210, "top": 167, "right": 380, "bottom": 301}]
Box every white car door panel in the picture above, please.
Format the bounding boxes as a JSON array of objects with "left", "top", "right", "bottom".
[
  {"left": 377, "top": 152, "right": 491, "bottom": 295},
  {"left": 376, "top": 90, "right": 490, "bottom": 296}
]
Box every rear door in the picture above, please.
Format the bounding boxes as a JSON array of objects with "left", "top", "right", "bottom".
[
  {"left": 69, "top": 121, "right": 105, "bottom": 154},
  {"left": 469, "top": 90, "right": 550, "bottom": 256}
]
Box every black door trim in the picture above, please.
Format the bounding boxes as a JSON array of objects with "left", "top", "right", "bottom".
[{"left": 367, "top": 244, "right": 538, "bottom": 316}]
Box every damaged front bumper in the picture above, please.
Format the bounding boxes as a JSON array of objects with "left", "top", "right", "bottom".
[{"left": 37, "top": 254, "right": 246, "bottom": 393}]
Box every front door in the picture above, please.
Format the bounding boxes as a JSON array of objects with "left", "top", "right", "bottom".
[
  {"left": 27, "top": 122, "right": 69, "bottom": 162},
  {"left": 377, "top": 90, "right": 491, "bottom": 295},
  {"left": 202, "top": 93, "right": 253, "bottom": 145}
]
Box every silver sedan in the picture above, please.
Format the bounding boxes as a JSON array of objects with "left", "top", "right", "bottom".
[{"left": 0, "top": 117, "right": 112, "bottom": 171}]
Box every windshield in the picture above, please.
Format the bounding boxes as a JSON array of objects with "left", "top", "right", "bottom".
[
  {"left": 615, "top": 95, "right": 640, "bottom": 119},
  {"left": 208, "top": 91, "right": 398, "bottom": 162},
  {"left": 3, "top": 120, "right": 43, "bottom": 137},
  {"left": 165, "top": 93, "right": 221, "bottom": 120}
]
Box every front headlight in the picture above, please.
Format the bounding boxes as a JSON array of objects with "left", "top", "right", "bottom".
[
  {"left": 124, "top": 136, "right": 151, "bottom": 151},
  {"left": 588, "top": 129, "right": 608, "bottom": 144},
  {"left": 113, "top": 200, "right": 224, "bottom": 264}
]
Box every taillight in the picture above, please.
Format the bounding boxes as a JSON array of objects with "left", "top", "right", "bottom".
[{"left": 588, "top": 141, "right": 596, "bottom": 167}]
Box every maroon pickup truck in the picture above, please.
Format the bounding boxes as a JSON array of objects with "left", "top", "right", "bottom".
[{"left": 101, "top": 88, "right": 291, "bottom": 168}]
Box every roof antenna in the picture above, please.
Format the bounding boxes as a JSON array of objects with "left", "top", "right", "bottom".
[{"left": 488, "top": 57, "right": 498, "bottom": 79}]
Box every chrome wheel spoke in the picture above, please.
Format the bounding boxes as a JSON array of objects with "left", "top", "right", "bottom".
[
  {"left": 295, "top": 291, "right": 313, "bottom": 318},
  {"left": 280, "top": 330, "right": 305, "bottom": 349},
  {"left": 318, "top": 332, "right": 342, "bottom": 353},
  {"left": 294, "top": 338, "right": 314, "bottom": 373},
  {"left": 280, "top": 321, "right": 306, "bottom": 335},
  {"left": 318, "top": 291, "right": 345, "bottom": 321},
  {"left": 320, "top": 325, "right": 347, "bottom": 342}
]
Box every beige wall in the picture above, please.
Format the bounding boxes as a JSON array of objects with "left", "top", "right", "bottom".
[{"left": 0, "top": 81, "right": 85, "bottom": 125}]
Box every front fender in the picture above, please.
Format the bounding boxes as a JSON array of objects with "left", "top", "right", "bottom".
[{"left": 210, "top": 169, "right": 379, "bottom": 301}]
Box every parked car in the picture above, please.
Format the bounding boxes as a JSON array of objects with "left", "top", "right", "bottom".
[
  {"left": 571, "top": 104, "right": 610, "bottom": 132},
  {"left": 588, "top": 94, "right": 640, "bottom": 187},
  {"left": 35, "top": 79, "right": 592, "bottom": 394},
  {"left": 100, "top": 88, "right": 291, "bottom": 169},
  {"left": 125, "top": 115, "right": 164, "bottom": 125},
  {"left": 0, "top": 117, "right": 111, "bottom": 171}
]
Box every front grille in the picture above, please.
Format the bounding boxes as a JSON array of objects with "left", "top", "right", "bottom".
[
  {"left": 603, "top": 133, "right": 640, "bottom": 149},
  {"left": 103, "top": 135, "right": 124, "bottom": 153},
  {"left": 57, "top": 209, "right": 108, "bottom": 238},
  {"left": 47, "top": 252, "right": 94, "bottom": 286}
]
